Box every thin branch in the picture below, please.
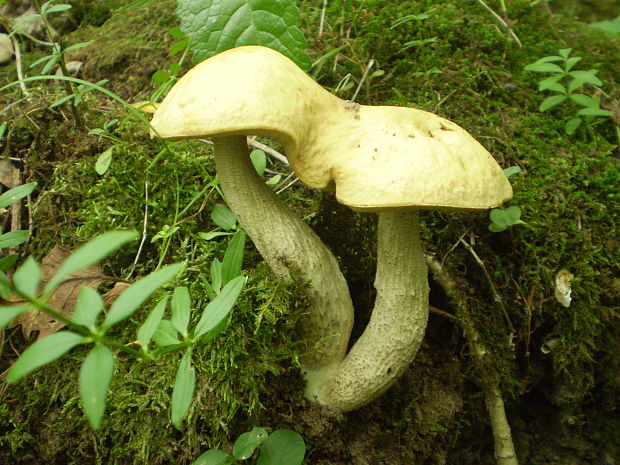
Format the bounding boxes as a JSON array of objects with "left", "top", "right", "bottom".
[
  {"left": 10, "top": 35, "right": 30, "bottom": 96},
  {"left": 126, "top": 179, "right": 149, "bottom": 280},
  {"left": 475, "top": 0, "right": 522, "bottom": 48}
]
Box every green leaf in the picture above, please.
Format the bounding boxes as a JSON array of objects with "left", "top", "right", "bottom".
[
  {"left": 569, "top": 93, "right": 601, "bottom": 108},
  {"left": 153, "top": 319, "right": 181, "bottom": 346},
  {"left": 564, "top": 117, "right": 582, "bottom": 135},
  {"left": 537, "top": 75, "right": 564, "bottom": 93},
  {"left": 44, "top": 230, "right": 138, "bottom": 293},
  {"left": 63, "top": 41, "right": 93, "bottom": 53},
  {"left": 95, "top": 148, "right": 113, "bottom": 175},
  {"left": 489, "top": 222, "right": 507, "bottom": 233},
  {"left": 72, "top": 287, "right": 104, "bottom": 330},
  {"left": 0, "top": 230, "right": 31, "bottom": 249},
  {"left": 177, "top": 0, "right": 311, "bottom": 70},
  {"left": 0, "top": 182, "right": 37, "bottom": 209},
  {"left": 490, "top": 206, "right": 522, "bottom": 228},
  {"left": 568, "top": 70, "right": 603, "bottom": 87},
  {"left": 170, "top": 38, "right": 189, "bottom": 57},
  {"left": 576, "top": 107, "right": 613, "bottom": 117},
  {"left": 171, "top": 286, "right": 191, "bottom": 337},
  {"left": 50, "top": 94, "right": 75, "bottom": 108},
  {"left": 0, "top": 253, "right": 19, "bottom": 272},
  {"left": 503, "top": 166, "right": 521, "bottom": 178},
  {"left": 7, "top": 331, "right": 88, "bottom": 383},
  {"left": 0, "top": 304, "right": 29, "bottom": 329},
  {"left": 211, "top": 204, "right": 237, "bottom": 231},
  {"left": 194, "top": 276, "right": 244, "bottom": 341},
  {"left": 79, "top": 344, "right": 114, "bottom": 429},
  {"left": 233, "top": 427, "right": 268, "bottom": 460},
  {"left": 210, "top": 258, "right": 222, "bottom": 295},
  {"left": 193, "top": 449, "right": 235, "bottom": 465},
  {"left": 265, "top": 174, "right": 282, "bottom": 187},
  {"left": 257, "top": 429, "right": 306, "bottom": 465},
  {"left": 591, "top": 15, "right": 620, "bottom": 35},
  {"left": 250, "top": 149, "right": 267, "bottom": 176},
  {"left": 568, "top": 78, "right": 586, "bottom": 94},
  {"left": 0, "top": 272, "right": 11, "bottom": 300},
  {"left": 565, "top": 56, "right": 582, "bottom": 72},
  {"left": 42, "top": 3, "right": 72, "bottom": 15},
  {"left": 221, "top": 230, "right": 245, "bottom": 286},
  {"left": 103, "top": 262, "right": 184, "bottom": 328},
  {"left": 151, "top": 69, "right": 171, "bottom": 84},
  {"left": 137, "top": 295, "right": 169, "bottom": 348},
  {"left": 558, "top": 48, "right": 571, "bottom": 59},
  {"left": 171, "top": 350, "right": 195, "bottom": 429},
  {"left": 539, "top": 94, "right": 566, "bottom": 112},
  {"left": 198, "top": 231, "right": 233, "bottom": 241},
  {"left": 13, "top": 256, "right": 41, "bottom": 299},
  {"left": 524, "top": 61, "right": 563, "bottom": 73},
  {"left": 41, "top": 54, "right": 59, "bottom": 75}
]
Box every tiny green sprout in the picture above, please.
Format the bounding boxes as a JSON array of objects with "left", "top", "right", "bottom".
[
  {"left": 489, "top": 206, "right": 526, "bottom": 232},
  {"left": 524, "top": 48, "right": 613, "bottom": 134}
]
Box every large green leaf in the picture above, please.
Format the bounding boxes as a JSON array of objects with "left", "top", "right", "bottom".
[
  {"left": 103, "top": 263, "right": 184, "bottom": 328},
  {"left": 79, "top": 343, "right": 115, "bottom": 429},
  {"left": 171, "top": 286, "right": 191, "bottom": 337},
  {"left": 0, "top": 230, "right": 31, "bottom": 249},
  {"left": 7, "top": 331, "right": 88, "bottom": 383},
  {"left": 257, "top": 429, "right": 305, "bottom": 465},
  {"left": 44, "top": 230, "right": 138, "bottom": 293},
  {"left": 176, "top": 0, "right": 311, "bottom": 70},
  {"left": 71, "top": 287, "right": 104, "bottom": 330},
  {"left": 171, "top": 350, "right": 196, "bottom": 429},
  {"left": 137, "top": 295, "right": 169, "bottom": 347},
  {"left": 0, "top": 182, "right": 37, "bottom": 209},
  {"left": 12, "top": 256, "right": 41, "bottom": 299},
  {"left": 0, "top": 304, "right": 29, "bottom": 329}
]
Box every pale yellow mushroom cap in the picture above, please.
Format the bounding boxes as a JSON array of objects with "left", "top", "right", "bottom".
[{"left": 151, "top": 46, "right": 513, "bottom": 211}]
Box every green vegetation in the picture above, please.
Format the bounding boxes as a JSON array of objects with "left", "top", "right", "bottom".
[{"left": 0, "top": 0, "right": 618, "bottom": 463}]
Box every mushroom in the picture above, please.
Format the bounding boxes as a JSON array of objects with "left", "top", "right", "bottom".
[{"left": 150, "top": 46, "right": 512, "bottom": 411}]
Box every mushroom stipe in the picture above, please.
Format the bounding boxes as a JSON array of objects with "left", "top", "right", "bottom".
[{"left": 151, "top": 46, "right": 513, "bottom": 411}]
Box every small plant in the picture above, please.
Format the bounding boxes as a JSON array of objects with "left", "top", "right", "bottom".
[
  {"left": 1, "top": 229, "right": 246, "bottom": 430},
  {"left": 150, "top": 26, "right": 190, "bottom": 103},
  {"left": 193, "top": 427, "right": 306, "bottom": 465},
  {"left": 524, "top": 48, "right": 613, "bottom": 134},
  {"left": 489, "top": 166, "right": 524, "bottom": 232}
]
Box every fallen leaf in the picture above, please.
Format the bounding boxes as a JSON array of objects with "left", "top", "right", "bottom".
[
  {"left": 102, "top": 281, "right": 131, "bottom": 307},
  {"left": 9, "top": 245, "right": 109, "bottom": 340},
  {"left": 0, "top": 159, "right": 17, "bottom": 189}
]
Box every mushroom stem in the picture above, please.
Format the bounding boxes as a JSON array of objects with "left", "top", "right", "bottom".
[
  {"left": 211, "top": 135, "right": 354, "bottom": 373},
  {"left": 315, "top": 210, "right": 430, "bottom": 411}
]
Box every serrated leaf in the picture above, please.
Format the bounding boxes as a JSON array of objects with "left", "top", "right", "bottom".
[
  {"left": 13, "top": 256, "right": 41, "bottom": 299},
  {"left": 103, "top": 263, "right": 183, "bottom": 328},
  {"left": 193, "top": 449, "right": 234, "bottom": 465},
  {"left": 250, "top": 149, "right": 267, "bottom": 176},
  {"left": 0, "top": 230, "right": 31, "bottom": 249},
  {"left": 80, "top": 343, "right": 114, "bottom": 429},
  {"left": 171, "top": 286, "right": 191, "bottom": 337},
  {"left": 44, "top": 231, "right": 138, "bottom": 294},
  {"left": 177, "top": 0, "right": 311, "bottom": 70},
  {"left": 95, "top": 148, "right": 113, "bottom": 175},
  {"left": 221, "top": 230, "right": 245, "bottom": 285},
  {"left": 539, "top": 94, "right": 566, "bottom": 112},
  {"left": 137, "top": 295, "right": 169, "bottom": 347},
  {"left": 0, "top": 182, "right": 37, "bottom": 209},
  {"left": 171, "top": 350, "right": 195, "bottom": 429},
  {"left": 257, "top": 429, "right": 306, "bottom": 465},
  {"left": 233, "top": 427, "right": 268, "bottom": 460},
  {"left": 211, "top": 204, "right": 237, "bottom": 231},
  {"left": 71, "top": 286, "right": 104, "bottom": 330},
  {"left": 194, "top": 276, "right": 244, "bottom": 341},
  {"left": 7, "top": 331, "right": 87, "bottom": 382}
]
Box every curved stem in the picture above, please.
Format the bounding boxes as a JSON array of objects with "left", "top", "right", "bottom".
[
  {"left": 317, "top": 210, "right": 429, "bottom": 411},
  {"left": 211, "top": 136, "right": 354, "bottom": 374}
]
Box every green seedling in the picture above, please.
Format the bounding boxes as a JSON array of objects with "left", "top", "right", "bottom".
[
  {"left": 193, "top": 427, "right": 305, "bottom": 465},
  {"left": 524, "top": 48, "right": 613, "bottom": 134},
  {"left": 489, "top": 166, "right": 524, "bottom": 232}
]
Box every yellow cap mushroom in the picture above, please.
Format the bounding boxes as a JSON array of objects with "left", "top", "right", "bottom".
[{"left": 151, "top": 46, "right": 512, "bottom": 411}]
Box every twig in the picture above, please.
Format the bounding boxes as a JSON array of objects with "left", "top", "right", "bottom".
[
  {"left": 425, "top": 254, "right": 519, "bottom": 465},
  {"left": 318, "top": 0, "right": 328, "bottom": 37},
  {"left": 350, "top": 59, "right": 375, "bottom": 103},
  {"left": 459, "top": 237, "right": 515, "bottom": 333},
  {"left": 247, "top": 137, "right": 290, "bottom": 166},
  {"left": 475, "top": 0, "right": 522, "bottom": 48},
  {"left": 10, "top": 35, "right": 30, "bottom": 96},
  {"left": 126, "top": 179, "right": 149, "bottom": 280}
]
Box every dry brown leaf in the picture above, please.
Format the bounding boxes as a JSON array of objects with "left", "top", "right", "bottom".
[
  {"left": 102, "top": 281, "right": 131, "bottom": 307},
  {"left": 0, "top": 158, "right": 17, "bottom": 189},
  {"left": 10, "top": 245, "right": 109, "bottom": 340}
]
